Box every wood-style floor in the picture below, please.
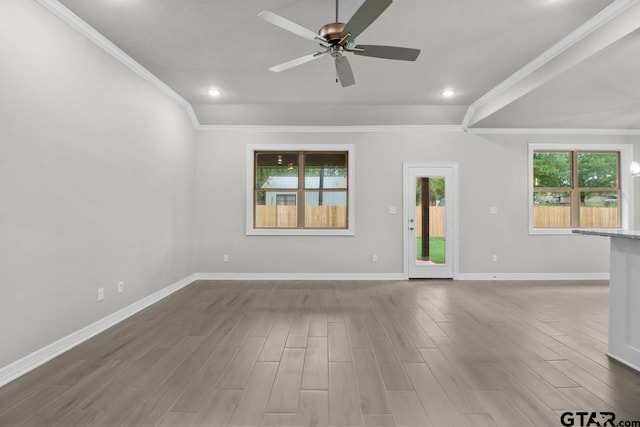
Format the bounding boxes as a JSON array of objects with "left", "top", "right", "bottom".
[{"left": 1, "top": 279, "right": 640, "bottom": 426}]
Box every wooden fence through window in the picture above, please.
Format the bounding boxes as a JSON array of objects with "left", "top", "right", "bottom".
[
  {"left": 255, "top": 206, "right": 617, "bottom": 231},
  {"left": 253, "top": 206, "right": 446, "bottom": 236},
  {"left": 255, "top": 206, "right": 347, "bottom": 228},
  {"left": 533, "top": 206, "right": 618, "bottom": 228},
  {"left": 415, "top": 207, "right": 445, "bottom": 238}
]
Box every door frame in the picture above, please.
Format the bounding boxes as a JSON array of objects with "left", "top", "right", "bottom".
[{"left": 403, "top": 162, "right": 460, "bottom": 280}]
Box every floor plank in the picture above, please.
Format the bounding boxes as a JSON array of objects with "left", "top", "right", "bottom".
[
  {"left": 404, "top": 362, "right": 467, "bottom": 426},
  {"left": 329, "top": 362, "right": 362, "bottom": 426},
  {"left": 265, "top": 348, "right": 305, "bottom": 413},
  {"left": 370, "top": 337, "right": 413, "bottom": 391},
  {"left": 217, "top": 336, "right": 266, "bottom": 389},
  {"left": 328, "top": 322, "right": 352, "bottom": 362},
  {"left": 352, "top": 347, "right": 392, "bottom": 414},
  {"left": 301, "top": 336, "right": 329, "bottom": 390},
  {"left": 473, "top": 390, "right": 535, "bottom": 427},
  {"left": 227, "top": 362, "right": 278, "bottom": 426},
  {"left": 387, "top": 390, "right": 432, "bottom": 426}
]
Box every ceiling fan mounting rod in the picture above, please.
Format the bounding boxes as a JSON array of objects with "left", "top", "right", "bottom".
[{"left": 336, "top": 0, "right": 339, "bottom": 22}]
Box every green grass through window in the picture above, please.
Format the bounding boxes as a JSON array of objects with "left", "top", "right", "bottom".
[{"left": 416, "top": 237, "right": 445, "bottom": 264}]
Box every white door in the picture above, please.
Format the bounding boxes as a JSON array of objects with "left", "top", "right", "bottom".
[{"left": 404, "top": 164, "right": 457, "bottom": 279}]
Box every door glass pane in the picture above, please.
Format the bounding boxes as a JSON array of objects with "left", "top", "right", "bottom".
[
  {"left": 255, "top": 191, "right": 297, "bottom": 228},
  {"left": 415, "top": 177, "right": 445, "bottom": 265},
  {"left": 305, "top": 191, "right": 347, "bottom": 228},
  {"left": 533, "top": 191, "right": 570, "bottom": 228},
  {"left": 580, "top": 191, "right": 619, "bottom": 228}
]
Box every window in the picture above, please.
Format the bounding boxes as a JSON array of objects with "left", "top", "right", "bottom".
[
  {"left": 276, "top": 194, "right": 297, "bottom": 206},
  {"left": 247, "top": 144, "right": 355, "bottom": 235},
  {"left": 529, "top": 144, "right": 632, "bottom": 234}
]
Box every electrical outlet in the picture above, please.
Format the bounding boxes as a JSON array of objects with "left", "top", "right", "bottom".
[
  {"left": 371, "top": 254, "right": 378, "bottom": 263},
  {"left": 98, "top": 288, "right": 104, "bottom": 302},
  {"left": 492, "top": 254, "right": 498, "bottom": 263},
  {"left": 489, "top": 207, "right": 498, "bottom": 214},
  {"left": 388, "top": 206, "right": 397, "bottom": 214},
  {"left": 223, "top": 254, "right": 229, "bottom": 263},
  {"left": 118, "top": 281, "right": 124, "bottom": 294}
]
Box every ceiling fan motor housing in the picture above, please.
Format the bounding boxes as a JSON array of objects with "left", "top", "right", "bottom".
[{"left": 319, "top": 22, "right": 347, "bottom": 44}]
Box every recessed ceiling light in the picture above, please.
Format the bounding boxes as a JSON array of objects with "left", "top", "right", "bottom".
[
  {"left": 208, "top": 87, "right": 221, "bottom": 97},
  {"left": 441, "top": 88, "right": 455, "bottom": 98}
]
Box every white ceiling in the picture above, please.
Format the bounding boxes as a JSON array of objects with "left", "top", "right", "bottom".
[{"left": 53, "top": 0, "right": 640, "bottom": 128}]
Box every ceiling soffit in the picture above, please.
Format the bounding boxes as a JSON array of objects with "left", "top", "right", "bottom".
[{"left": 35, "top": 0, "right": 640, "bottom": 131}]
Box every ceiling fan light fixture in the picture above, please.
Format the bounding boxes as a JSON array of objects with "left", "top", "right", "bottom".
[
  {"left": 441, "top": 88, "right": 456, "bottom": 98},
  {"left": 208, "top": 87, "right": 222, "bottom": 97}
]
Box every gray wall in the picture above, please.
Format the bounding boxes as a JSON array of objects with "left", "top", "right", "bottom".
[
  {"left": 195, "top": 131, "right": 639, "bottom": 275},
  {"left": 0, "top": 0, "right": 197, "bottom": 367}
]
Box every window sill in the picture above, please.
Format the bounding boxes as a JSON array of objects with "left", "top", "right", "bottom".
[
  {"left": 247, "top": 228, "right": 355, "bottom": 236},
  {"left": 529, "top": 227, "right": 622, "bottom": 236}
]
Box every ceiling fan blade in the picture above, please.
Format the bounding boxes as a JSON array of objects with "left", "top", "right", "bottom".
[
  {"left": 258, "top": 11, "right": 329, "bottom": 47},
  {"left": 342, "top": 0, "right": 392, "bottom": 42},
  {"left": 269, "top": 51, "right": 327, "bottom": 72},
  {"left": 353, "top": 45, "right": 420, "bottom": 61},
  {"left": 335, "top": 55, "right": 355, "bottom": 87}
]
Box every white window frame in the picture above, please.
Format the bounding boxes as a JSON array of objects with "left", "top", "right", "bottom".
[
  {"left": 528, "top": 143, "right": 633, "bottom": 235},
  {"left": 246, "top": 144, "right": 355, "bottom": 236}
]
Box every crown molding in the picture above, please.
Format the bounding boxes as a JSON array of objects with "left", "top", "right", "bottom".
[
  {"left": 197, "top": 124, "right": 465, "bottom": 133},
  {"left": 34, "top": 0, "right": 200, "bottom": 129},
  {"left": 462, "top": 0, "right": 640, "bottom": 128},
  {"left": 467, "top": 128, "right": 640, "bottom": 136}
]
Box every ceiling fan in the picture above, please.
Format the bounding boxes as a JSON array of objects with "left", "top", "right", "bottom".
[{"left": 258, "top": 0, "right": 421, "bottom": 87}]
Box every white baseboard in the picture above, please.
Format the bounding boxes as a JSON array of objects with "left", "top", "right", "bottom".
[
  {"left": 456, "top": 272, "right": 610, "bottom": 281},
  {"left": 0, "top": 273, "right": 198, "bottom": 388},
  {"left": 196, "top": 273, "right": 406, "bottom": 281},
  {"left": 0, "top": 270, "right": 609, "bottom": 387},
  {"left": 197, "top": 272, "right": 609, "bottom": 281},
  {"left": 607, "top": 352, "right": 640, "bottom": 374},
  {"left": 198, "top": 272, "right": 609, "bottom": 281}
]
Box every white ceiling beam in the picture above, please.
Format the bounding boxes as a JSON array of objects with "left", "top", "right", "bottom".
[{"left": 462, "top": 0, "right": 640, "bottom": 129}]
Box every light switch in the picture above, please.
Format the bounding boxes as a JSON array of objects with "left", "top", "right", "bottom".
[
  {"left": 388, "top": 207, "right": 397, "bottom": 214},
  {"left": 489, "top": 207, "right": 498, "bottom": 214}
]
